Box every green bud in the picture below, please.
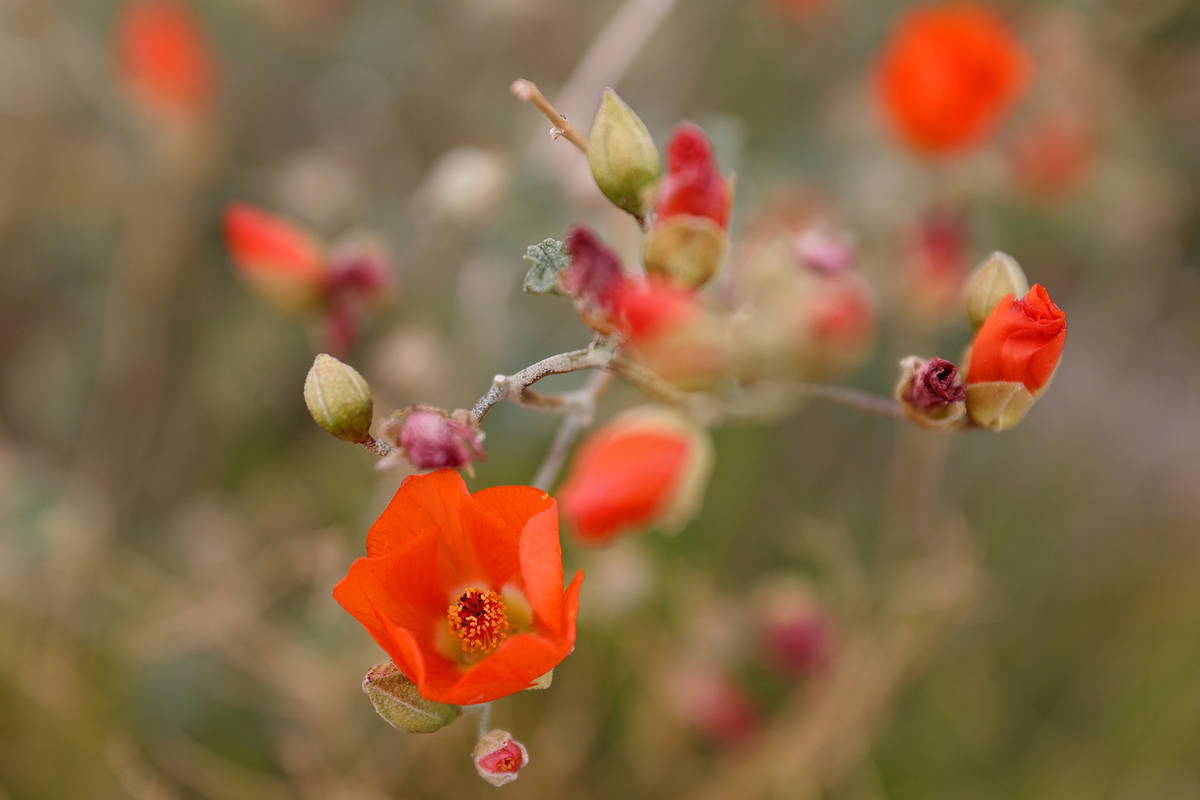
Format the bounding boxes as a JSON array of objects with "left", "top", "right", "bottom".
[
  {"left": 362, "top": 662, "right": 460, "bottom": 733},
  {"left": 303, "top": 354, "right": 374, "bottom": 443},
  {"left": 964, "top": 251, "right": 1029, "bottom": 330},
  {"left": 588, "top": 88, "right": 660, "bottom": 219},
  {"left": 642, "top": 214, "right": 728, "bottom": 289}
]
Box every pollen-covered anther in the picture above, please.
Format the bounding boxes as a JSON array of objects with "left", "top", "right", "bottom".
[{"left": 447, "top": 588, "right": 510, "bottom": 653}]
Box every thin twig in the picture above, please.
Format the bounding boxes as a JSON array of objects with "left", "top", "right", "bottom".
[
  {"left": 510, "top": 79, "right": 590, "bottom": 153},
  {"left": 531, "top": 371, "right": 615, "bottom": 492},
  {"left": 359, "top": 436, "right": 392, "bottom": 457},
  {"left": 794, "top": 384, "right": 905, "bottom": 420},
  {"left": 471, "top": 346, "right": 608, "bottom": 422}
]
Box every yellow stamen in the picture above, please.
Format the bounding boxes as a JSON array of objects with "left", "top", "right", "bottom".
[{"left": 447, "top": 588, "right": 510, "bottom": 654}]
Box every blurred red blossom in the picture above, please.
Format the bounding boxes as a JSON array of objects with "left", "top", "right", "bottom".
[
  {"left": 876, "top": 2, "right": 1031, "bottom": 154},
  {"left": 656, "top": 123, "right": 732, "bottom": 229},
  {"left": 559, "top": 408, "right": 712, "bottom": 546},
  {"left": 116, "top": 0, "right": 215, "bottom": 120},
  {"left": 334, "top": 469, "right": 582, "bottom": 705},
  {"left": 1007, "top": 112, "right": 1093, "bottom": 199}
]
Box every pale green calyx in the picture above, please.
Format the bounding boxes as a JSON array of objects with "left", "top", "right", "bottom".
[
  {"left": 303, "top": 353, "right": 374, "bottom": 443},
  {"left": 964, "top": 251, "right": 1029, "bottom": 330},
  {"left": 362, "top": 662, "right": 460, "bottom": 733}
]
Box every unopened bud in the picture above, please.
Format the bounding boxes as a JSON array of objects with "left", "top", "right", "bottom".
[
  {"left": 362, "top": 662, "right": 460, "bottom": 733},
  {"left": 304, "top": 354, "right": 373, "bottom": 443},
  {"left": 642, "top": 214, "right": 728, "bottom": 289},
  {"left": 473, "top": 729, "right": 529, "bottom": 787},
  {"left": 588, "top": 88, "right": 661, "bottom": 220},
  {"left": 379, "top": 406, "right": 483, "bottom": 472},
  {"left": 964, "top": 251, "right": 1028, "bottom": 330},
  {"left": 894, "top": 356, "right": 967, "bottom": 430}
]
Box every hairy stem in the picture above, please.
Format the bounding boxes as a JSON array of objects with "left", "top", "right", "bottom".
[
  {"left": 531, "top": 371, "right": 615, "bottom": 492},
  {"left": 510, "top": 79, "right": 590, "bottom": 153}
]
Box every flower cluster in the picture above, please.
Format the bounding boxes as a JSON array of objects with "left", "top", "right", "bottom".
[{"left": 297, "top": 63, "right": 1067, "bottom": 787}]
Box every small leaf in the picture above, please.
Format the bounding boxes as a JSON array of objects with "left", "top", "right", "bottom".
[{"left": 522, "top": 238, "right": 569, "bottom": 295}]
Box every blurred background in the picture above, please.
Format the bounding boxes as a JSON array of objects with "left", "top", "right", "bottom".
[{"left": 3, "top": 0, "right": 1200, "bottom": 797}]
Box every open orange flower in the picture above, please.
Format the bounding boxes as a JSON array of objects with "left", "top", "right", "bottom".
[
  {"left": 876, "top": 3, "right": 1030, "bottom": 154},
  {"left": 116, "top": 0, "right": 215, "bottom": 120},
  {"left": 334, "top": 469, "right": 583, "bottom": 705},
  {"left": 559, "top": 408, "right": 713, "bottom": 546}
]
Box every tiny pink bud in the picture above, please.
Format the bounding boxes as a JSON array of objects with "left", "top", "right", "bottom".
[
  {"left": 905, "top": 357, "right": 966, "bottom": 412},
  {"left": 757, "top": 579, "right": 835, "bottom": 679},
  {"left": 793, "top": 227, "right": 854, "bottom": 276},
  {"left": 668, "top": 666, "right": 758, "bottom": 747},
  {"left": 381, "top": 407, "right": 484, "bottom": 471},
  {"left": 472, "top": 729, "right": 529, "bottom": 787},
  {"left": 894, "top": 356, "right": 967, "bottom": 429}
]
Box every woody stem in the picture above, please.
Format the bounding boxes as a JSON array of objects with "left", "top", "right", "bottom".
[{"left": 510, "top": 79, "right": 590, "bottom": 153}]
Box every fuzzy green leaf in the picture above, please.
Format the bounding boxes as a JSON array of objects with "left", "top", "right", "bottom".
[{"left": 522, "top": 238, "right": 569, "bottom": 295}]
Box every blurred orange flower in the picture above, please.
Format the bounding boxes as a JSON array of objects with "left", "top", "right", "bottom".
[
  {"left": 967, "top": 284, "right": 1065, "bottom": 393},
  {"left": 559, "top": 409, "right": 712, "bottom": 545},
  {"left": 116, "top": 0, "right": 215, "bottom": 119},
  {"left": 334, "top": 469, "right": 583, "bottom": 705},
  {"left": 876, "top": 3, "right": 1031, "bottom": 154},
  {"left": 223, "top": 204, "right": 326, "bottom": 312}
]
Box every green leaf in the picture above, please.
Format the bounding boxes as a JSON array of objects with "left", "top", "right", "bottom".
[{"left": 522, "top": 238, "right": 569, "bottom": 295}]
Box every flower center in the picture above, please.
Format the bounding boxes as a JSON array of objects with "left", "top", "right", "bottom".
[{"left": 447, "top": 588, "right": 510, "bottom": 654}]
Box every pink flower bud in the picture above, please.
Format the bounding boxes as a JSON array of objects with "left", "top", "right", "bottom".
[
  {"left": 793, "top": 226, "right": 855, "bottom": 276},
  {"left": 757, "top": 581, "right": 835, "bottom": 678},
  {"left": 381, "top": 407, "right": 483, "bottom": 471},
  {"left": 895, "top": 356, "right": 967, "bottom": 429},
  {"left": 667, "top": 666, "right": 758, "bottom": 747},
  {"left": 472, "top": 729, "right": 529, "bottom": 787}
]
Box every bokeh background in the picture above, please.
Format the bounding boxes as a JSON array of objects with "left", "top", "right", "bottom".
[{"left": 3, "top": 0, "right": 1200, "bottom": 797}]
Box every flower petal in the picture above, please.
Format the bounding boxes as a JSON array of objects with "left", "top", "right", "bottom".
[{"left": 474, "top": 486, "right": 564, "bottom": 630}]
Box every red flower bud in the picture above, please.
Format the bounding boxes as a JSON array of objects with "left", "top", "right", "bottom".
[
  {"left": 559, "top": 408, "right": 712, "bottom": 546},
  {"left": 613, "top": 280, "right": 734, "bottom": 389},
  {"left": 758, "top": 585, "right": 835, "bottom": 678},
  {"left": 656, "top": 123, "right": 731, "bottom": 229},
  {"left": 381, "top": 407, "right": 483, "bottom": 472},
  {"left": 876, "top": 3, "right": 1031, "bottom": 154},
  {"left": 966, "top": 284, "right": 1065, "bottom": 394},
  {"left": 562, "top": 226, "right": 627, "bottom": 315},
  {"left": 472, "top": 730, "right": 529, "bottom": 787},
  {"left": 116, "top": 0, "right": 215, "bottom": 121}
]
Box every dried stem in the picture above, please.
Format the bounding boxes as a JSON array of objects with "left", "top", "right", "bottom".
[
  {"left": 510, "top": 79, "right": 590, "bottom": 153},
  {"left": 471, "top": 346, "right": 609, "bottom": 422}
]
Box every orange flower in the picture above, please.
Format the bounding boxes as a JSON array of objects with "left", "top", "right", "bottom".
[
  {"left": 967, "top": 284, "right": 1065, "bottom": 393},
  {"left": 559, "top": 408, "right": 713, "bottom": 546},
  {"left": 334, "top": 470, "right": 583, "bottom": 705},
  {"left": 116, "top": 0, "right": 215, "bottom": 119},
  {"left": 876, "top": 3, "right": 1031, "bottom": 154},
  {"left": 224, "top": 204, "right": 326, "bottom": 312}
]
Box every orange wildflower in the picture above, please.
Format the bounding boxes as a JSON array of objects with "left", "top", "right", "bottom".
[
  {"left": 876, "top": 3, "right": 1031, "bottom": 154},
  {"left": 559, "top": 408, "right": 713, "bottom": 546},
  {"left": 334, "top": 470, "right": 583, "bottom": 705},
  {"left": 116, "top": 0, "right": 215, "bottom": 119},
  {"left": 967, "top": 283, "right": 1065, "bottom": 393}
]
